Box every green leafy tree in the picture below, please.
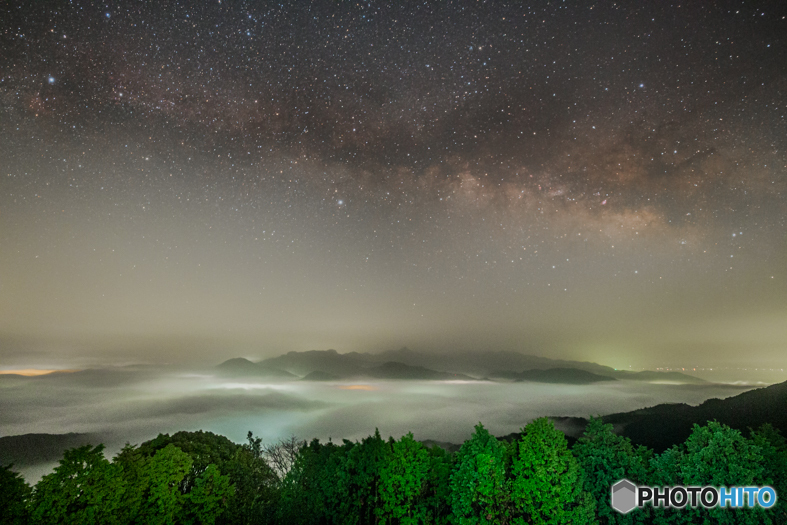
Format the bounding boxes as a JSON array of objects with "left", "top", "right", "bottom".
[
  {"left": 377, "top": 433, "right": 430, "bottom": 524},
  {"left": 0, "top": 464, "right": 32, "bottom": 525},
  {"left": 510, "top": 418, "right": 595, "bottom": 524},
  {"left": 30, "top": 444, "right": 126, "bottom": 525},
  {"left": 650, "top": 421, "right": 770, "bottom": 525},
  {"left": 573, "top": 417, "right": 652, "bottom": 524},
  {"left": 316, "top": 439, "right": 357, "bottom": 524},
  {"left": 112, "top": 443, "right": 151, "bottom": 523},
  {"left": 450, "top": 423, "right": 510, "bottom": 524},
  {"left": 750, "top": 424, "right": 787, "bottom": 525},
  {"left": 277, "top": 438, "right": 344, "bottom": 524},
  {"left": 130, "top": 443, "right": 194, "bottom": 525},
  {"left": 418, "top": 445, "right": 454, "bottom": 525},
  {"left": 183, "top": 463, "right": 233, "bottom": 525},
  {"left": 220, "top": 431, "right": 279, "bottom": 525},
  {"left": 122, "top": 430, "right": 241, "bottom": 524},
  {"left": 330, "top": 430, "right": 391, "bottom": 525},
  {"left": 134, "top": 430, "right": 238, "bottom": 492}
]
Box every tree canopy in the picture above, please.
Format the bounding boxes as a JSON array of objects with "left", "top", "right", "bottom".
[
  {"left": 511, "top": 417, "right": 595, "bottom": 524},
  {"left": 3, "top": 419, "right": 786, "bottom": 525}
]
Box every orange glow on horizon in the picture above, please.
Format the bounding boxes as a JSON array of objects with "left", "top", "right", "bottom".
[
  {"left": 0, "top": 369, "right": 80, "bottom": 377},
  {"left": 338, "top": 384, "right": 377, "bottom": 391}
]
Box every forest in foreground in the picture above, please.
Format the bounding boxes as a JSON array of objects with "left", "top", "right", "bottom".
[{"left": 1, "top": 418, "right": 786, "bottom": 525}]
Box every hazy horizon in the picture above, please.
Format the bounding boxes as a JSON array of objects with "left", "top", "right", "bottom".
[
  {"left": 3, "top": 332, "right": 787, "bottom": 378},
  {"left": 0, "top": 361, "right": 762, "bottom": 482}
]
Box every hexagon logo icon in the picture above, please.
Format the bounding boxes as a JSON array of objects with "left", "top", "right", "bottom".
[{"left": 611, "top": 479, "right": 637, "bottom": 514}]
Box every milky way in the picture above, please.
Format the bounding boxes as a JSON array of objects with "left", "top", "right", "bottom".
[{"left": 1, "top": 1, "right": 786, "bottom": 369}]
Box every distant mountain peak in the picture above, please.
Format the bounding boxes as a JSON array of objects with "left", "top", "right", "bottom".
[
  {"left": 217, "top": 357, "right": 257, "bottom": 368},
  {"left": 254, "top": 348, "right": 705, "bottom": 384},
  {"left": 216, "top": 358, "right": 296, "bottom": 378}
]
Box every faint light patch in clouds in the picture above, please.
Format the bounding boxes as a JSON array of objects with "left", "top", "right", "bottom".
[{"left": 0, "top": 369, "right": 80, "bottom": 376}]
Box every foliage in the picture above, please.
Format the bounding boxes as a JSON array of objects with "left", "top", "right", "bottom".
[
  {"left": 650, "top": 421, "right": 770, "bottom": 525},
  {"left": 220, "top": 431, "right": 279, "bottom": 525},
  {"left": 135, "top": 444, "right": 193, "bottom": 525},
  {"left": 112, "top": 443, "right": 150, "bottom": 523},
  {"left": 449, "top": 423, "right": 510, "bottom": 524},
  {"left": 335, "top": 429, "right": 391, "bottom": 524},
  {"left": 0, "top": 464, "right": 32, "bottom": 525},
  {"left": 277, "top": 438, "right": 344, "bottom": 524},
  {"left": 510, "top": 418, "right": 595, "bottom": 524},
  {"left": 377, "top": 433, "right": 430, "bottom": 524},
  {"left": 750, "top": 424, "right": 787, "bottom": 525},
  {"left": 133, "top": 431, "right": 239, "bottom": 490},
  {"left": 419, "top": 445, "right": 454, "bottom": 524},
  {"left": 9, "top": 419, "right": 786, "bottom": 525},
  {"left": 182, "top": 463, "right": 233, "bottom": 525},
  {"left": 27, "top": 440, "right": 233, "bottom": 525},
  {"left": 30, "top": 444, "right": 126, "bottom": 525},
  {"left": 573, "top": 416, "right": 652, "bottom": 524}
]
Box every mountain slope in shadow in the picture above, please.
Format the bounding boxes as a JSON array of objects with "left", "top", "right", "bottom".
[
  {"left": 256, "top": 348, "right": 704, "bottom": 383},
  {"left": 597, "top": 379, "right": 787, "bottom": 452},
  {"left": 216, "top": 357, "right": 297, "bottom": 379},
  {"left": 489, "top": 368, "right": 617, "bottom": 384},
  {"left": 363, "top": 362, "right": 472, "bottom": 380},
  {"left": 0, "top": 433, "right": 103, "bottom": 468}
]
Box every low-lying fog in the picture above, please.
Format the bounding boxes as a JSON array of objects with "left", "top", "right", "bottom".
[{"left": 0, "top": 366, "right": 760, "bottom": 481}]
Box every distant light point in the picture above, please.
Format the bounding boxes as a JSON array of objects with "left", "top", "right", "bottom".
[{"left": 48, "top": 76, "right": 55, "bottom": 84}]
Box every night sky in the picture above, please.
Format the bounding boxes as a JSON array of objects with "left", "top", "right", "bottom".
[{"left": 2, "top": 1, "right": 786, "bottom": 370}]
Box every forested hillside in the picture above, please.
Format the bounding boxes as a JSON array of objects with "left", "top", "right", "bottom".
[{"left": 2, "top": 418, "right": 785, "bottom": 524}]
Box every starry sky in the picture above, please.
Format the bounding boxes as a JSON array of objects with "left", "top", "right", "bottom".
[{"left": 2, "top": 0, "right": 786, "bottom": 370}]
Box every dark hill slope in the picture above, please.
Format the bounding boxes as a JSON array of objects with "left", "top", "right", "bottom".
[
  {"left": 377, "top": 347, "right": 619, "bottom": 377},
  {"left": 259, "top": 349, "right": 367, "bottom": 377},
  {"left": 300, "top": 370, "right": 341, "bottom": 381},
  {"left": 0, "top": 433, "right": 101, "bottom": 468},
  {"left": 601, "top": 380, "right": 787, "bottom": 452},
  {"left": 611, "top": 370, "right": 707, "bottom": 384},
  {"left": 364, "top": 362, "right": 472, "bottom": 380},
  {"left": 490, "top": 368, "right": 616, "bottom": 384},
  {"left": 216, "top": 358, "right": 296, "bottom": 378},
  {"left": 257, "top": 348, "right": 704, "bottom": 383}
]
